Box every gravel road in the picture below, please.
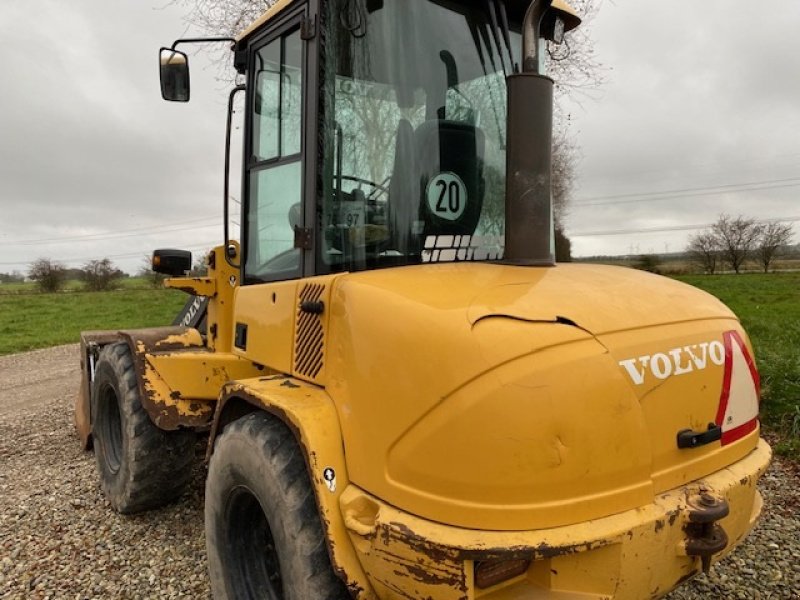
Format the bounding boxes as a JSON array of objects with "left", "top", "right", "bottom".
[{"left": 1, "top": 345, "right": 798, "bottom": 599}]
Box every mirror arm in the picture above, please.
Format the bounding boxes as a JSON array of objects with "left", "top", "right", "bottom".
[
  {"left": 224, "top": 85, "right": 247, "bottom": 269},
  {"left": 171, "top": 37, "right": 237, "bottom": 51}
]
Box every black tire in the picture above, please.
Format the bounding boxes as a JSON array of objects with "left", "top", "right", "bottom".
[
  {"left": 91, "top": 342, "right": 195, "bottom": 514},
  {"left": 205, "top": 412, "right": 350, "bottom": 600}
]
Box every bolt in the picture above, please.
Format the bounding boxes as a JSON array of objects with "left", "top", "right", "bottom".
[{"left": 699, "top": 493, "right": 717, "bottom": 507}]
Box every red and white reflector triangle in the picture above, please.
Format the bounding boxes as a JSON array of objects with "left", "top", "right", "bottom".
[{"left": 715, "top": 330, "right": 760, "bottom": 446}]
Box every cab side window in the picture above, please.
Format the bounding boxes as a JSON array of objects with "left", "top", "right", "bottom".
[{"left": 245, "top": 27, "right": 303, "bottom": 281}]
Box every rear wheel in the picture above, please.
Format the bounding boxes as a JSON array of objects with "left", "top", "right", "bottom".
[
  {"left": 91, "top": 342, "right": 195, "bottom": 513},
  {"left": 205, "top": 412, "right": 350, "bottom": 600}
]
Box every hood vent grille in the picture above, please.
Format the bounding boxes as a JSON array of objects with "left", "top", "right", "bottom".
[{"left": 295, "top": 283, "right": 325, "bottom": 379}]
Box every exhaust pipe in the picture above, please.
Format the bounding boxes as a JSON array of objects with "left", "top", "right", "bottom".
[{"left": 504, "top": 0, "right": 556, "bottom": 266}]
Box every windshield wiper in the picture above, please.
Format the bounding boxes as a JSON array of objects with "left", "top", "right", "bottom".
[
  {"left": 484, "top": 0, "right": 507, "bottom": 77},
  {"left": 496, "top": 0, "right": 518, "bottom": 73}
]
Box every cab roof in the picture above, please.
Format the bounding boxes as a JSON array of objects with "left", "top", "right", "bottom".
[
  {"left": 236, "top": 0, "right": 580, "bottom": 43},
  {"left": 236, "top": 0, "right": 298, "bottom": 42}
]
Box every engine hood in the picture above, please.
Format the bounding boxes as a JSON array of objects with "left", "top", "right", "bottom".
[
  {"left": 466, "top": 262, "right": 734, "bottom": 333},
  {"left": 325, "top": 263, "right": 757, "bottom": 531}
]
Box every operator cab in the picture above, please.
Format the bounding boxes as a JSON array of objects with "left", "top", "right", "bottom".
[
  {"left": 160, "top": 0, "right": 579, "bottom": 285},
  {"left": 244, "top": 0, "right": 519, "bottom": 283}
]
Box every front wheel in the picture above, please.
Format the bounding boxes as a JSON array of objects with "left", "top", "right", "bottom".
[
  {"left": 205, "top": 412, "right": 350, "bottom": 600},
  {"left": 91, "top": 342, "right": 195, "bottom": 513}
]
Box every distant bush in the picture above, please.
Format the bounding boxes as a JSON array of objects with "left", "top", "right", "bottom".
[
  {"left": 82, "top": 258, "right": 124, "bottom": 292},
  {"left": 634, "top": 254, "right": 661, "bottom": 274},
  {"left": 28, "top": 258, "right": 67, "bottom": 293}
]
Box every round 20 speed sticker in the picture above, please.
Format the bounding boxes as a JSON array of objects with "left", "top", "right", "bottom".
[{"left": 426, "top": 172, "right": 467, "bottom": 221}]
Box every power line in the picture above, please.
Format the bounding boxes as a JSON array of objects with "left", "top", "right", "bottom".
[
  {"left": 0, "top": 242, "right": 219, "bottom": 267},
  {"left": 574, "top": 176, "right": 800, "bottom": 207},
  {"left": 573, "top": 150, "right": 800, "bottom": 184},
  {"left": 0, "top": 216, "right": 221, "bottom": 247},
  {"left": 570, "top": 215, "right": 800, "bottom": 238}
]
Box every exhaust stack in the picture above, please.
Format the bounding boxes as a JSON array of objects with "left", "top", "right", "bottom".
[{"left": 504, "top": 0, "right": 578, "bottom": 266}]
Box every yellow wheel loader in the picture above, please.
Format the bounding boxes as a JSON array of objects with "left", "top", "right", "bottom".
[{"left": 75, "top": 0, "right": 771, "bottom": 598}]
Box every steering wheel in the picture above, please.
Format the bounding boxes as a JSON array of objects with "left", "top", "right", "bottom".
[{"left": 337, "top": 175, "right": 390, "bottom": 201}]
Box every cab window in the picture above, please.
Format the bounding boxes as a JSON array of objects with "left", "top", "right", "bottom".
[{"left": 245, "top": 27, "right": 303, "bottom": 282}]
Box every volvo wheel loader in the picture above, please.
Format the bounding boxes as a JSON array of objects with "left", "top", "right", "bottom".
[{"left": 75, "top": 0, "right": 771, "bottom": 598}]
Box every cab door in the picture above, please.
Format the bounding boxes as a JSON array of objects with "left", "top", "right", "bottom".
[
  {"left": 242, "top": 9, "right": 309, "bottom": 285},
  {"left": 233, "top": 5, "right": 318, "bottom": 372}
]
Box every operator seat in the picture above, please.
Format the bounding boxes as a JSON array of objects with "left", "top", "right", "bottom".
[{"left": 387, "top": 119, "right": 486, "bottom": 256}]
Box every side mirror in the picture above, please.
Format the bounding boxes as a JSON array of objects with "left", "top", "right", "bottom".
[
  {"left": 152, "top": 249, "right": 192, "bottom": 276},
  {"left": 543, "top": 0, "right": 582, "bottom": 44},
  {"left": 159, "top": 48, "right": 190, "bottom": 102}
]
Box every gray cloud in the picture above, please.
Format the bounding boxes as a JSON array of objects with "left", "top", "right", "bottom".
[
  {"left": 562, "top": 0, "right": 800, "bottom": 255},
  {"left": 0, "top": 0, "right": 233, "bottom": 273}
]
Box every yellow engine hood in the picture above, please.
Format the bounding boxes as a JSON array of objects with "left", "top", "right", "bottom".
[
  {"left": 326, "top": 263, "right": 760, "bottom": 531},
  {"left": 465, "top": 262, "right": 735, "bottom": 333}
]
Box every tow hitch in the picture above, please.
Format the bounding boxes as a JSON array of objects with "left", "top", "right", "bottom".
[{"left": 682, "top": 491, "right": 730, "bottom": 573}]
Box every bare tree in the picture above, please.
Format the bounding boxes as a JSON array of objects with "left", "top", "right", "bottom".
[
  {"left": 548, "top": 0, "right": 606, "bottom": 104},
  {"left": 28, "top": 258, "right": 67, "bottom": 293},
  {"left": 190, "top": 250, "right": 211, "bottom": 276},
  {"left": 82, "top": 258, "right": 124, "bottom": 292},
  {"left": 756, "top": 221, "right": 794, "bottom": 273},
  {"left": 687, "top": 231, "right": 720, "bottom": 274},
  {"left": 173, "top": 0, "right": 270, "bottom": 39},
  {"left": 712, "top": 214, "right": 762, "bottom": 274},
  {"left": 552, "top": 130, "right": 577, "bottom": 229}
]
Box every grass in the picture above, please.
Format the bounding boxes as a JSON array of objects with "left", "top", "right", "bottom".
[
  {"left": 0, "top": 280, "right": 186, "bottom": 355},
  {"left": 676, "top": 272, "right": 800, "bottom": 456},
  {"left": 0, "top": 277, "right": 156, "bottom": 295}
]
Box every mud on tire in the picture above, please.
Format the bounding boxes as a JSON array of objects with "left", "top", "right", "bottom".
[
  {"left": 205, "top": 412, "right": 350, "bottom": 600},
  {"left": 91, "top": 342, "right": 195, "bottom": 514}
]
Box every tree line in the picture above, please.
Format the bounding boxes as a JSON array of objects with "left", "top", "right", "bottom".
[
  {"left": 20, "top": 258, "right": 128, "bottom": 293},
  {"left": 0, "top": 253, "right": 211, "bottom": 294},
  {"left": 687, "top": 215, "right": 795, "bottom": 274}
]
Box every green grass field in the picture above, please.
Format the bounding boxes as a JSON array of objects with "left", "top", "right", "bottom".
[
  {"left": 0, "top": 280, "right": 186, "bottom": 355},
  {"left": 676, "top": 273, "right": 800, "bottom": 455}
]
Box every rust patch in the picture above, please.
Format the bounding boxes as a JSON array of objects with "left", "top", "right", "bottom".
[
  {"left": 281, "top": 379, "right": 301, "bottom": 389},
  {"left": 369, "top": 523, "right": 468, "bottom": 595},
  {"left": 655, "top": 519, "right": 665, "bottom": 533},
  {"left": 118, "top": 327, "right": 211, "bottom": 431},
  {"left": 172, "top": 285, "right": 201, "bottom": 295},
  {"left": 381, "top": 522, "right": 460, "bottom": 564},
  {"left": 531, "top": 539, "right": 609, "bottom": 560}
]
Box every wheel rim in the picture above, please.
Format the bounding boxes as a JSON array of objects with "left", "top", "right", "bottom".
[
  {"left": 98, "top": 383, "right": 123, "bottom": 474},
  {"left": 225, "top": 486, "right": 283, "bottom": 600}
]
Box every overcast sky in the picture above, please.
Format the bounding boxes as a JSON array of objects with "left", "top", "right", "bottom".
[
  {"left": 1, "top": 0, "right": 798, "bottom": 274},
  {"left": 563, "top": 0, "right": 800, "bottom": 256}
]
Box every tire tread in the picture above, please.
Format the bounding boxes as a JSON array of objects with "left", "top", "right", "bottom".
[
  {"left": 93, "top": 342, "right": 195, "bottom": 514},
  {"left": 206, "top": 412, "right": 350, "bottom": 599}
]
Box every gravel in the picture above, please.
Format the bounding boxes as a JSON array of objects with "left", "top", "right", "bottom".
[
  {"left": 1, "top": 344, "right": 798, "bottom": 599},
  {"left": 0, "top": 345, "right": 211, "bottom": 599},
  {"left": 665, "top": 454, "right": 800, "bottom": 600}
]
